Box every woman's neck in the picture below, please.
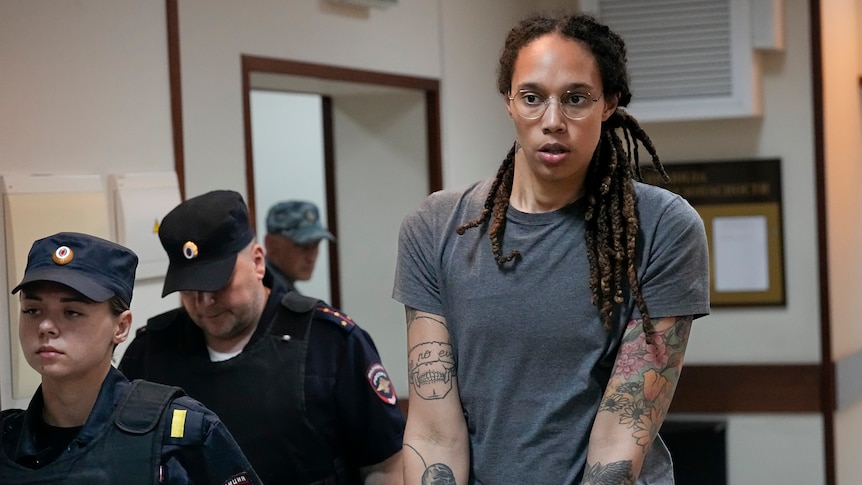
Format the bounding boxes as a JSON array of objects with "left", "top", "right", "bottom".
[
  {"left": 40, "top": 365, "right": 110, "bottom": 427},
  {"left": 510, "top": 153, "right": 585, "bottom": 213}
]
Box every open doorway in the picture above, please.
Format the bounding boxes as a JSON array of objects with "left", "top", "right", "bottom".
[
  {"left": 250, "top": 90, "right": 334, "bottom": 303},
  {"left": 240, "top": 57, "right": 441, "bottom": 393},
  {"left": 241, "top": 56, "right": 441, "bottom": 310}
]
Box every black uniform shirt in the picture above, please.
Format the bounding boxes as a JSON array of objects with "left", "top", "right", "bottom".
[{"left": 119, "top": 275, "right": 405, "bottom": 483}]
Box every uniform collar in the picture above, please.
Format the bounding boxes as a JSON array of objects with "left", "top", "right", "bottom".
[
  {"left": 250, "top": 270, "right": 286, "bottom": 344},
  {"left": 264, "top": 260, "right": 296, "bottom": 293},
  {"left": 7, "top": 367, "right": 129, "bottom": 461}
]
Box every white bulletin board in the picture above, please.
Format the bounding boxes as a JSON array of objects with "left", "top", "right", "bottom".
[{"left": 1, "top": 174, "right": 111, "bottom": 402}]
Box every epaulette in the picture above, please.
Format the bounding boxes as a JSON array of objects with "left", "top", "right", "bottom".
[{"left": 313, "top": 304, "right": 357, "bottom": 331}]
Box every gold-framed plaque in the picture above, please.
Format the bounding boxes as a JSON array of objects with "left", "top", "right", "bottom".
[{"left": 642, "top": 158, "right": 785, "bottom": 307}]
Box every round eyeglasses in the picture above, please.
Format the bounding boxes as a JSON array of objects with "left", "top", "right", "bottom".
[{"left": 507, "top": 90, "right": 603, "bottom": 121}]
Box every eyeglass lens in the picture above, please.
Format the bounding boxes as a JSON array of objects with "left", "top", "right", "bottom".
[{"left": 511, "top": 92, "right": 598, "bottom": 120}]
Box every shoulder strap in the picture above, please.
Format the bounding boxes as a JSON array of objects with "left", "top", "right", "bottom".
[
  {"left": 104, "top": 380, "right": 185, "bottom": 485},
  {"left": 270, "top": 291, "right": 321, "bottom": 341},
  {"left": 115, "top": 380, "right": 185, "bottom": 434},
  {"left": 281, "top": 290, "right": 321, "bottom": 313}
]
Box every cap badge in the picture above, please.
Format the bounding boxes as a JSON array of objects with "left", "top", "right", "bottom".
[
  {"left": 182, "top": 241, "right": 199, "bottom": 260},
  {"left": 305, "top": 210, "right": 315, "bottom": 222},
  {"left": 52, "top": 246, "right": 74, "bottom": 265}
]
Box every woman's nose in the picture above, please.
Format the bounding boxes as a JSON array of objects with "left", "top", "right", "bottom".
[
  {"left": 38, "top": 317, "right": 59, "bottom": 337},
  {"left": 541, "top": 100, "right": 567, "bottom": 133}
]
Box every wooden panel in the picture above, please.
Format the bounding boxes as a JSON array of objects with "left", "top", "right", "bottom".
[
  {"left": 398, "top": 364, "right": 826, "bottom": 417},
  {"left": 670, "top": 364, "right": 824, "bottom": 413}
]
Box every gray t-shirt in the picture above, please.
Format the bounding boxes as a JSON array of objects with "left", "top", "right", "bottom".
[{"left": 393, "top": 178, "right": 710, "bottom": 485}]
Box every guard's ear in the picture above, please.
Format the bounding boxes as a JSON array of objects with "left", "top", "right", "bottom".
[
  {"left": 114, "top": 310, "right": 132, "bottom": 344},
  {"left": 251, "top": 243, "right": 266, "bottom": 281}
]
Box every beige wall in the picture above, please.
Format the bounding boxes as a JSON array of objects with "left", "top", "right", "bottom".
[{"left": 824, "top": 0, "right": 862, "bottom": 483}]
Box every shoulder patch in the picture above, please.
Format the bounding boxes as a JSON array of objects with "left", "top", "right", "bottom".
[
  {"left": 366, "top": 362, "right": 397, "bottom": 405},
  {"left": 163, "top": 404, "right": 205, "bottom": 445},
  {"left": 314, "top": 305, "right": 357, "bottom": 330}
]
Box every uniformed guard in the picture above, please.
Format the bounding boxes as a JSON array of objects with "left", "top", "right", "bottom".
[
  {"left": 119, "top": 190, "right": 406, "bottom": 485},
  {"left": 263, "top": 199, "right": 336, "bottom": 294},
  {"left": 0, "top": 232, "right": 261, "bottom": 485}
]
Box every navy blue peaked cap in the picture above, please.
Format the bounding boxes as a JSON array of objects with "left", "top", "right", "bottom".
[{"left": 12, "top": 232, "right": 138, "bottom": 306}]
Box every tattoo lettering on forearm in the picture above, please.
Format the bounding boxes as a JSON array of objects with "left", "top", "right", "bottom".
[
  {"left": 404, "top": 443, "right": 457, "bottom": 485},
  {"left": 581, "top": 461, "right": 635, "bottom": 485},
  {"left": 408, "top": 340, "right": 456, "bottom": 400},
  {"left": 599, "top": 315, "right": 694, "bottom": 449}
]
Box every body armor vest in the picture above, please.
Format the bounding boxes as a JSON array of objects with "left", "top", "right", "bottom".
[
  {"left": 137, "top": 292, "right": 353, "bottom": 485},
  {"left": 0, "top": 380, "right": 183, "bottom": 484}
]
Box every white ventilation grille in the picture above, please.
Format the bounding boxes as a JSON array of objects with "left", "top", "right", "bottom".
[
  {"left": 601, "top": 0, "right": 732, "bottom": 101},
  {"left": 582, "top": 0, "right": 765, "bottom": 121}
]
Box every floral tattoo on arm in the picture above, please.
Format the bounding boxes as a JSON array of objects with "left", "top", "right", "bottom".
[{"left": 599, "top": 315, "right": 693, "bottom": 448}]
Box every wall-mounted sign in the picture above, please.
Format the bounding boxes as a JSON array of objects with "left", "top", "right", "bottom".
[{"left": 642, "top": 158, "right": 785, "bottom": 306}]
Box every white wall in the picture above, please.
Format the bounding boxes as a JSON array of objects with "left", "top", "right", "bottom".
[
  {"left": 437, "top": 1, "right": 536, "bottom": 188},
  {"left": 250, "top": 90, "right": 332, "bottom": 301},
  {"left": 332, "top": 90, "right": 428, "bottom": 394},
  {"left": 727, "top": 414, "right": 825, "bottom": 485},
  {"left": 177, "top": 0, "right": 443, "bottom": 198},
  {"left": 0, "top": 0, "right": 178, "bottom": 410}
]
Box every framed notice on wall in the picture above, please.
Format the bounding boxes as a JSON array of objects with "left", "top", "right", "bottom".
[{"left": 641, "top": 158, "right": 785, "bottom": 307}]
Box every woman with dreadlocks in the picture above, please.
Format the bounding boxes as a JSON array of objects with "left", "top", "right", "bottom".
[{"left": 393, "top": 11, "right": 709, "bottom": 485}]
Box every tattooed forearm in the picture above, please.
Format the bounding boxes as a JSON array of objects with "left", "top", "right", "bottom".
[
  {"left": 404, "top": 443, "right": 458, "bottom": 485},
  {"left": 598, "top": 315, "right": 693, "bottom": 449},
  {"left": 408, "top": 340, "right": 456, "bottom": 400},
  {"left": 581, "top": 461, "right": 634, "bottom": 485}
]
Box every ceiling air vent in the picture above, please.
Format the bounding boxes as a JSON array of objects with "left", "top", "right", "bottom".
[{"left": 581, "top": 0, "right": 778, "bottom": 122}]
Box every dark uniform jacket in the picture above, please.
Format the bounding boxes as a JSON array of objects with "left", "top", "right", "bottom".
[
  {"left": 119, "top": 279, "right": 405, "bottom": 485},
  {"left": 0, "top": 367, "right": 260, "bottom": 485}
]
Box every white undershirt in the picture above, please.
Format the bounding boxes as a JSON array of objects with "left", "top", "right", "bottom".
[{"left": 207, "top": 347, "right": 242, "bottom": 362}]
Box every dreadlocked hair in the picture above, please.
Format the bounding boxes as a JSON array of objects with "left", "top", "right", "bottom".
[
  {"left": 456, "top": 11, "right": 670, "bottom": 336},
  {"left": 585, "top": 108, "right": 666, "bottom": 335},
  {"left": 456, "top": 141, "right": 520, "bottom": 264}
]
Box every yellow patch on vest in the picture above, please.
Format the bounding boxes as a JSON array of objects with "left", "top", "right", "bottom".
[{"left": 170, "top": 409, "right": 187, "bottom": 438}]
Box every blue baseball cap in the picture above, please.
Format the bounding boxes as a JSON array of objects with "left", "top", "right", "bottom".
[
  {"left": 11, "top": 232, "right": 138, "bottom": 306},
  {"left": 158, "top": 190, "right": 255, "bottom": 296},
  {"left": 266, "top": 200, "right": 335, "bottom": 245}
]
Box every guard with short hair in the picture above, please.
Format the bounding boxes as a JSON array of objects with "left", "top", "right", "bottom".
[
  {"left": 264, "top": 200, "right": 335, "bottom": 293},
  {"left": 120, "top": 190, "right": 405, "bottom": 485}
]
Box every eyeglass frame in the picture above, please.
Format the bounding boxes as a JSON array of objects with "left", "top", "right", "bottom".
[{"left": 506, "top": 90, "right": 603, "bottom": 121}]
